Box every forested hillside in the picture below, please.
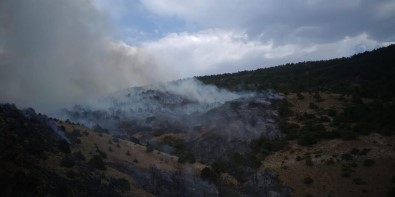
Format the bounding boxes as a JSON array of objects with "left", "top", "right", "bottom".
[{"left": 198, "top": 45, "right": 395, "bottom": 99}]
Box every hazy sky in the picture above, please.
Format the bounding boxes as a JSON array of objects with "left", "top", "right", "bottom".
[
  {"left": 0, "top": 0, "right": 394, "bottom": 112},
  {"left": 95, "top": 0, "right": 395, "bottom": 75}
]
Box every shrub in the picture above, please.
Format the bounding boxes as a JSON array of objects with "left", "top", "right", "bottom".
[
  {"left": 74, "top": 139, "right": 81, "bottom": 144},
  {"left": 201, "top": 167, "right": 217, "bottom": 182},
  {"left": 305, "top": 157, "right": 314, "bottom": 166},
  {"left": 58, "top": 125, "right": 66, "bottom": 131},
  {"left": 352, "top": 178, "right": 366, "bottom": 185},
  {"left": 295, "top": 156, "right": 302, "bottom": 161},
  {"left": 178, "top": 152, "right": 196, "bottom": 164},
  {"left": 349, "top": 148, "right": 360, "bottom": 155},
  {"left": 341, "top": 131, "right": 358, "bottom": 140},
  {"left": 88, "top": 155, "right": 106, "bottom": 170},
  {"left": 341, "top": 153, "right": 353, "bottom": 161},
  {"left": 297, "top": 133, "right": 317, "bottom": 146},
  {"left": 60, "top": 156, "right": 75, "bottom": 168},
  {"left": 212, "top": 161, "right": 226, "bottom": 173},
  {"left": 325, "top": 158, "right": 335, "bottom": 165},
  {"left": 297, "top": 92, "right": 305, "bottom": 100},
  {"left": 319, "top": 116, "right": 331, "bottom": 122},
  {"left": 73, "top": 151, "right": 86, "bottom": 161},
  {"left": 363, "top": 159, "right": 375, "bottom": 167},
  {"left": 98, "top": 150, "right": 107, "bottom": 159},
  {"left": 109, "top": 178, "right": 130, "bottom": 191},
  {"left": 66, "top": 170, "right": 75, "bottom": 179},
  {"left": 327, "top": 108, "right": 337, "bottom": 117},
  {"left": 146, "top": 145, "right": 154, "bottom": 153},
  {"left": 71, "top": 129, "right": 82, "bottom": 137},
  {"left": 58, "top": 139, "right": 71, "bottom": 154},
  {"left": 309, "top": 102, "right": 318, "bottom": 110},
  {"left": 358, "top": 148, "right": 371, "bottom": 156},
  {"left": 93, "top": 125, "right": 109, "bottom": 134},
  {"left": 303, "top": 177, "right": 314, "bottom": 185}
]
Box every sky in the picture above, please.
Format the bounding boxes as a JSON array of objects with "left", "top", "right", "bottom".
[
  {"left": 94, "top": 0, "right": 395, "bottom": 76},
  {"left": 0, "top": 0, "right": 394, "bottom": 112}
]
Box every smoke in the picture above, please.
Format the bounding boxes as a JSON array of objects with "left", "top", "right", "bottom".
[{"left": 0, "top": 0, "right": 177, "bottom": 113}]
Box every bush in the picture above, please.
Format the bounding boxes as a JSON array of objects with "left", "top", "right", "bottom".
[
  {"left": 363, "top": 159, "right": 375, "bottom": 167},
  {"left": 309, "top": 102, "right": 318, "bottom": 110},
  {"left": 341, "top": 153, "right": 353, "bottom": 161},
  {"left": 93, "top": 125, "right": 109, "bottom": 134},
  {"left": 341, "top": 131, "right": 358, "bottom": 140},
  {"left": 109, "top": 178, "right": 130, "bottom": 191},
  {"left": 98, "top": 150, "right": 107, "bottom": 159},
  {"left": 201, "top": 167, "right": 217, "bottom": 182},
  {"left": 60, "top": 156, "right": 75, "bottom": 168},
  {"left": 297, "top": 133, "right": 317, "bottom": 146},
  {"left": 212, "top": 161, "right": 226, "bottom": 174},
  {"left": 305, "top": 157, "right": 313, "bottom": 166},
  {"left": 303, "top": 177, "right": 314, "bottom": 185},
  {"left": 178, "top": 152, "right": 196, "bottom": 164},
  {"left": 327, "top": 108, "right": 337, "bottom": 117},
  {"left": 297, "top": 92, "right": 305, "bottom": 100},
  {"left": 319, "top": 116, "right": 331, "bottom": 122},
  {"left": 352, "top": 178, "right": 366, "bottom": 185},
  {"left": 295, "top": 156, "right": 302, "bottom": 161},
  {"left": 358, "top": 148, "right": 371, "bottom": 156},
  {"left": 349, "top": 148, "right": 360, "bottom": 155},
  {"left": 88, "top": 155, "right": 106, "bottom": 170},
  {"left": 73, "top": 151, "right": 86, "bottom": 161},
  {"left": 66, "top": 170, "right": 75, "bottom": 179},
  {"left": 71, "top": 129, "right": 82, "bottom": 137},
  {"left": 58, "top": 125, "right": 66, "bottom": 131},
  {"left": 58, "top": 139, "right": 71, "bottom": 154}
]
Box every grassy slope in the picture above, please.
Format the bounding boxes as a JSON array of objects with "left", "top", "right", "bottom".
[
  {"left": 56, "top": 121, "right": 208, "bottom": 196},
  {"left": 263, "top": 93, "right": 395, "bottom": 197}
]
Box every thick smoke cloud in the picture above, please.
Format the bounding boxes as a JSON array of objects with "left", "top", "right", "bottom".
[{"left": 0, "top": 0, "right": 176, "bottom": 113}]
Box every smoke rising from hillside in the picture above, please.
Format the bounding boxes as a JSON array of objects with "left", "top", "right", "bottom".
[{"left": 0, "top": 0, "right": 177, "bottom": 113}]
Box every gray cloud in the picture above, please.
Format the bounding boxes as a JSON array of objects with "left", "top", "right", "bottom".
[
  {"left": 141, "top": 0, "right": 395, "bottom": 45},
  {"left": 0, "top": 0, "right": 177, "bottom": 113}
]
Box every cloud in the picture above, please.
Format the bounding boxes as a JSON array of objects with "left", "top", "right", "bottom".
[
  {"left": 0, "top": 0, "right": 177, "bottom": 113},
  {"left": 139, "top": 29, "right": 388, "bottom": 77},
  {"left": 140, "top": 0, "right": 395, "bottom": 44}
]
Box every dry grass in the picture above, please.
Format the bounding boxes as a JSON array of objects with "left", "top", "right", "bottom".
[
  {"left": 262, "top": 92, "right": 395, "bottom": 196},
  {"left": 53, "top": 121, "right": 208, "bottom": 196}
]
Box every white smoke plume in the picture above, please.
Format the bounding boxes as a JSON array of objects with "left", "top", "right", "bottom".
[{"left": 0, "top": 0, "right": 177, "bottom": 113}]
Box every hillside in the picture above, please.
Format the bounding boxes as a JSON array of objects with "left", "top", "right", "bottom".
[
  {"left": 197, "top": 44, "right": 395, "bottom": 99},
  {"left": 1, "top": 45, "right": 395, "bottom": 197}
]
